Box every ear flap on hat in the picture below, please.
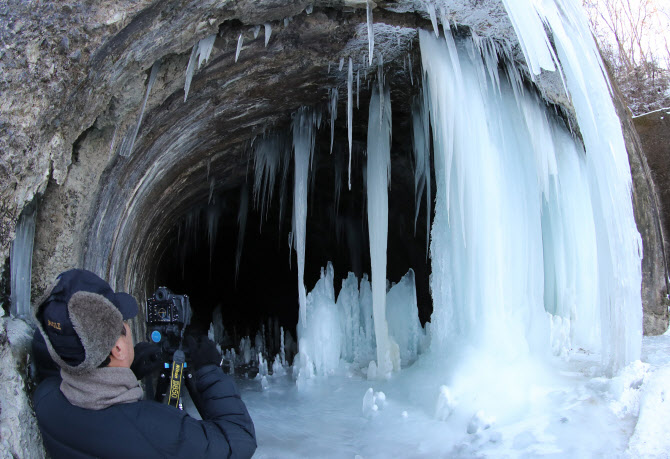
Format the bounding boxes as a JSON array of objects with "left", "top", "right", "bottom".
[
  {"left": 33, "top": 279, "right": 73, "bottom": 373},
  {"left": 66, "top": 291, "right": 124, "bottom": 374}
]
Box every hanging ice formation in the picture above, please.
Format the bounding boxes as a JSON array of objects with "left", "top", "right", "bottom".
[
  {"left": 503, "top": 0, "right": 641, "bottom": 375},
  {"left": 411, "top": 88, "right": 431, "bottom": 256},
  {"left": 366, "top": 81, "right": 399, "bottom": 379},
  {"left": 366, "top": 0, "right": 374, "bottom": 66},
  {"left": 235, "top": 183, "right": 249, "bottom": 283},
  {"left": 292, "top": 107, "right": 320, "bottom": 326},
  {"left": 420, "top": 2, "right": 641, "bottom": 376},
  {"left": 328, "top": 88, "right": 338, "bottom": 154},
  {"left": 235, "top": 33, "right": 244, "bottom": 62},
  {"left": 264, "top": 23, "right": 272, "bottom": 47},
  {"left": 119, "top": 60, "right": 161, "bottom": 157},
  {"left": 252, "top": 135, "right": 283, "bottom": 224},
  {"left": 347, "top": 57, "right": 354, "bottom": 189},
  {"left": 184, "top": 34, "right": 216, "bottom": 102},
  {"left": 10, "top": 202, "right": 36, "bottom": 318}
]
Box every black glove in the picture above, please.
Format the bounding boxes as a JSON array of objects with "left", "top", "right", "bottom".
[
  {"left": 130, "top": 342, "right": 163, "bottom": 380},
  {"left": 185, "top": 335, "right": 221, "bottom": 371}
]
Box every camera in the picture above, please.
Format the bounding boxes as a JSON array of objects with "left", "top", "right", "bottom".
[{"left": 146, "top": 287, "right": 192, "bottom": 355}]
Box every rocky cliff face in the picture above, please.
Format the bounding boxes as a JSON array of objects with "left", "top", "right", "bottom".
[{"left": 633, "top": 108, "right": 670, "bottom": 333}]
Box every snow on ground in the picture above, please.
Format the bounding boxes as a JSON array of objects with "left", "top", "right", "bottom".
[{"left": 236, "top": 332, "right": 670, "bottom": 458}]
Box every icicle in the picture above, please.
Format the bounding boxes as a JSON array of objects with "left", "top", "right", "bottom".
[
  {"left": 235, "top": 33, "right": 244, "bottom": 62},
  {"left": 329, "top": 88, "right": 338, "bottom": 154},
  {"left": 206, "top": 157, "right": 211, "bottom": 181},
  {"left": 347, "top": 57, "right": 353, "bottom": 189},
  {"left": 366, "top": 82, "right": 394, "bottom": 378},
  {"left": 277, "top": 326, "right": 285, "bottom": 365},
  {"left": 120, "top": 59, "right": 161, "bottom": 157},
  {"left": 10, "top": 202, "right": 36, "bottom": 318},
  {"left": 425, "top": 1, "right": 440, "bottom": 37},
  {"left": 408, "top": 52, "right": 413, "bottom": 86},
  {"left": 197, "top": 35, "right": 216, "bottom": 68},
  {"left": 339, "top": 57, "right": 345, "bottom": 71},
  {"left": 377, "top": 53, "right": 384, "bottom": 129},
  {"left": 253, "top": 134, "right": 282, "bottom": 223},
  {"left": 184, "top": 35, "right": 216, "bottom": 102},
  {"left": 356, "top": 69, "right": 360, "bottom": 110},
  {"left": 411, "top": 90, "right": 431, "bottom": 257},
  {"left": 328, "top": 62, "right": 331, "bottom": 73},
  {"left": 284, "top": 17, "right": 290, "bottom": 27},
  {"left": 264, "top": 23, "right": 272, "bottom": 47},
  {"left": 292, "top": 107, "right": 319, "bottom": 326},
  {"left": 207, "top": 204, "right": 220, "bottom": 265},
  {"left": 366, "top": 0, "right": 374, "bottom": 66},
  {"left": 208, "top": 177, "right": 215, "bottom": 204},
  {"left": 253, "top": 25, "right": 261, "bottom": 39},
  {"left": 305, "top": 4, "right": 313, "bottom": 14},
  {"left": 235, "top": 184, "right": 249, "bottom": 283}
]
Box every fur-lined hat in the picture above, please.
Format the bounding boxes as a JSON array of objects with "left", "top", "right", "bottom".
[{"left": 33, "top": 269, "right": 138, "bottom": 375}]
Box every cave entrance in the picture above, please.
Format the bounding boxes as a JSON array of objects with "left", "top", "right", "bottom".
[{"left": 152, "top": 116, "right": 434, "bottom": 363}]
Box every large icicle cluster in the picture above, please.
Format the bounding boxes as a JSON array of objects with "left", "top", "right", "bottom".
[
  {"left": 420, "top": 15, "right": 641, "bottom": 377},
  {"left": 499, "top": 0, "right": 643, "bottom": 374}
]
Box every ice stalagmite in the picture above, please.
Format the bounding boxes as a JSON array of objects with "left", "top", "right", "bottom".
[
  {"left": 292, "top": 108, "right": 319, "bottom": 325},
  {"left": 10, "top": 202, "right": 36, "bottom": 318},
  {"left": 120, "top": 60, "right": 160, "bottom": 157},
  {"left": 366, "top": 82, "right": 398, "bottom": 378},
  {"left": 235, "top": 184, "right": 249, "bottom": 283},
  {"left": 347, "top": 57, "right": 354, "bottom": 189},
  {"left": 500, "top": 0, "right": 643, "bottom": 374}
]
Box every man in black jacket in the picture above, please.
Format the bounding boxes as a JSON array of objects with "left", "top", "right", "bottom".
[{"left": 32, "top": 269, "right": 256, "bottom": 458}]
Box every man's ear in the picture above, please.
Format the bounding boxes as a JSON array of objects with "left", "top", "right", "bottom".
[{"left": 110, "top": 337, "right": 127, "bottom": 361}]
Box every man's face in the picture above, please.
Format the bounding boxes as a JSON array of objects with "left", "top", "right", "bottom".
[{"left": 123, "top": 322, "right": 134, "bottom": 365}]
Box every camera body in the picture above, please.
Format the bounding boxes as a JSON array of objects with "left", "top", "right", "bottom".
[{"left": 146, "top": 287, "right": 192, "bottom": 355}]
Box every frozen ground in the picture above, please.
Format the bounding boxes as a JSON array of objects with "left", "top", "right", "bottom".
[{"left": 236, "top": 331, "right": 670, "bottom": 458}]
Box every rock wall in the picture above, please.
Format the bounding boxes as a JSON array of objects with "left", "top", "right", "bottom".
[
  {"left": 633, "top": 108, "right": 670, "bottom": 333},
  {"left": 0, "top": 316, "right": 44, "bottom": 458}
]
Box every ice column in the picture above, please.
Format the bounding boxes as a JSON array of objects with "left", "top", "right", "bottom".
[
  {"left": 292, "top": 108, "right": 319, "bottom": 325},
  {"left": 10, "top": 202, "right": 36, "bottom": 318},
  {"left": 420, "top": 29, "right": 550, "bottom": 363},
  {"left": 366, "top": 83, "right": 397, "bottom": 378}
]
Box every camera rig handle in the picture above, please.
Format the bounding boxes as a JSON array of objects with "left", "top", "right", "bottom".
[{"left": 167, "top": 348, "right": 186, "bottom": 408}]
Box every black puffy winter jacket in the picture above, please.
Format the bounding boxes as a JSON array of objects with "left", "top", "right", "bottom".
[{"left": 33, "top": 365, "right": 257, "bottom": 458}]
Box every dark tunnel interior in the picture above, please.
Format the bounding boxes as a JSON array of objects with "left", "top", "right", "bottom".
[{"left": 153, "top": 100, "right": 435, "bottom": 354}]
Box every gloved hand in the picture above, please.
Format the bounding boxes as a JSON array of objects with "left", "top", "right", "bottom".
[
  {"left": 130, "top": 342, "right": 163, "bottom": 380},
  {"left": 185, "top": 335, "right": 221, "bottom": 371}
]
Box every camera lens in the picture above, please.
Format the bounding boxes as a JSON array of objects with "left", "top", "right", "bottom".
[{"left": 155, "top": 287, "right": 170, "bottom": 302}]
